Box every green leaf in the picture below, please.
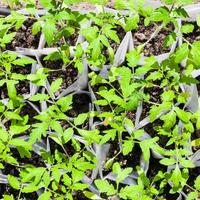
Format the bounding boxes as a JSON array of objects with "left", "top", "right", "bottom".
[
  {"left": 22, "top": 184, "right": 39, "bottom": 193},
  {"left": 197, "top": 15, "right": 200, "bottom": 27},
  {"left": 38, "top": 192, "right": 51, "bottom": 200},
  {"left": 72, "top": 183, "right": 88, "bottom": 190},
  {"left": 160, "top": 110, "right": 176, "bottom": 130},
  {"left": 9, "top": 139, "right": 31, "bottom": 149},
  {"left": 75, "top": 44, "right": 84, "bottom": 58},
  {"left": 50, "top": 78, "right": 62, "bottom": 94},
  {"left": 174, "top": 107, "right": 191, "bottom": 123},
  {"left": 194, "top": 175, "right": 200, "bottom": 190},
  {"left": 81, "top": 27, "right": 98, "bottom": 43},
  {"left": 3, "top": 195, "right": 14, "bottom": 200},
  {"left": 191, "top": 41, "right": 200, "bottom": 66},
  {"left": 149, "top": 102, "right": 172, "bottom": 122},
  {"left": 125, "top": 14, "right": 139, "bottom": 32},
  {"left": 126, "top": 49, "right": 141, "bottom": 67},
  {"left": 40, "top": 0, "right": 53, "bottom": 9},
  {"left": 160, "top": 158, "right": 176, "bottom": 166},
  {"left": 191, "top": 138, "right": 200, "bottom": 147},
  {"left": 140, "top": 140, "right": 151, "bottom": 161},
  {"left": 2, "top": 32, "right": 16, "bottom": 44},
  {"left": 50, "top": 120, "right": 63, "bottom": 135},
  {"left": 12, "top": 57, "right": 35, "bottom": 66},
  {"left": 63, "top": 128, "right": 74, "bottom": 143},
  {"left": 92, "top": 38, "right": 101, "bottom": 60},
  {"left": 0, "top": 128, "right": 8, "bottom": 142},
  {"left": 181, "top": 24, "right": 194, "bottom": 34},
  {"left": 139, "top": 138, "right": 158, "bottom": 161},
  {"left": 146, "top": 71, "right": 163, "bottom": 81},
  {"left": 72, "top": 168, "right": 84, "bottom": 183},
  {"left": 103, "top": 26, "right": 120, "bottom": 43},
  {"left": 116, "top": 167, "right": 133, "bottom": 183},
  {"left": 174, "top": 43, "right": 189, "bottom": 63},
  {"left": 29, "top": 94, "right": 49, "bottom": 102},
  {"left": 187, "top": 191, "right": 198, "bottom": 200},
  {"left": 77, "top": 129, "right": 101, "bottom": 144},
  {"left": 74, "top": 59, "right": 83, "bottom": 73},
  {"left": 94, "top": 179, "right": 116, "bottom": 195},
  {"left": 164, "top": 32, "right": 176, "bottom": 48},
  {"left": 112, "top": 162, "right": 121, "bottom": 174},
  {"left": 122, "top": 140, "right": 134, "bottom": 155},
  {"left": 161, "top": 90, "right": 175, "bottom": 102},
  {"left": 6, "top": 80, "right": 17, "bottom": 99},
  {"left": 43, "top": 19, "right": 57, "bottom": 46},
  {"left": 8, "top": 175, "right": 20, "bottom": 190},
  {"left": 57, "top": 95, "right": 72, "bottom": 112},
  {"left": 74, "top": 113, "right": 88, "bottom": 126},
  {"left": 179, "top": 159, "right": 195, "bottom": 168},
  {"left": 83, "top": 191, "right": 100, "bottom": 200},
  {"left": 170, "top": 166, "right": 182, "bottom": 187},
  {"left": 32, "top": 21, "right": 41, "bottom": 35},
  {"left": 10, "top": 125, "right": 30, "bottom": 135},
  {"left": 43, "top": 171, "right": 51, "bottom": 187},
  {"left": 4, "top": 112, "right": 22, "bottom": 120}
]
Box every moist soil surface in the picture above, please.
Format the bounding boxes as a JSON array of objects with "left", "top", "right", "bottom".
[
  {"left": 42, "top": 59, "right": 78, "bottom": 97},
  {"left": 0, "top": 64, "right": 32, "bottom": 99},
  {"left": 6, "top": 19, "right": 40, "bottom": 50},
  {"left": 133, "top": 22, "right": 173, "bottom": 56}
]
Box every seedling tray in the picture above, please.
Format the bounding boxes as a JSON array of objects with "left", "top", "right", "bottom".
[{"left": 1, "top": 1, "right": 200, "bottom": 200}]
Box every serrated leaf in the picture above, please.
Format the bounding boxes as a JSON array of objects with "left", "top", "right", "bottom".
[
  {"left": 126, "top": 49, "right": 141, "bottom": 67},
  {"left": 63, "top": 128, "right": 74, "bottom": 143},
  {"left": 95, "top": 179, "right": 116, "bottom": 195},
  {"left": 4, "top": 112, "right": 22, "bottom": 121},
  {"left": 125, "top": 14, "right": 139, "bottom": 32},
  {"left": 50, "top": 120, "right": 63, "bottom": 135},
  {"left": 10, "top": 125, "right": 30, "bottom": 135},
  {"left": 3, "top": 195, "right": 14, "bottom": 200},
  {"left": 174, "top": 107, "right": 191, "bottom": 123},
  {"left": 74, "top": 113, "right": 88, "bottom": 126},
  {"left": 12, "top": 57, "right": 35, "bottom": 66},
  {"left": 8, "top": 175, "right": 20, "bottom": 190},
  {"left": 81, "top": 27, "right": 98, "bottom": 43},
  {"left": 116, "top": 167, "right": 133, "bottom": 183},
  {"left": 181, "top": 24, "right": 194, "bottom": 34},
  {"left": 2, "top": 32, "right": 16, "bottom": 44},
  {"left": 170, "top": 166, "right": 181, "bottom": 187},
  {"left": 160, "top": 158, "right": 176, "bottom": 166},
  {"left": 122, "top": 140, "right": 134, "bottom": 155},
  {"left": 174, "top": 43, "right": 189, "bottom": 63},
  {"left": 50, "top": 78, "right": 62, "bottom": 94},
  {"left": 43, "top": 19, "right": 57, "bottom": 46}
]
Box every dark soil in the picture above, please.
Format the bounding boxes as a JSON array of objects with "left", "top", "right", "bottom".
[
  {"left": 70, "top": 93, "right": 91, "bottom": 115},
  {"left": 12, "top": 64, "right": 32, "bottom": 96},
  {"left": 6, "top": 19, "right": 40, "bottom": 50},
  {"left": 105, "top": 141, "right": 141, "bottom": 173},
  {"left": 183, "top": 22, "right": 200, "bottom": 44},
  {"left": 0, "top": 184, "right": 38, "bottom": 200},
  {"left": 0, "top": 64, "right": 31, "bottom": 99},
  {"left": 133, "top": 22, "right": 173, "bottom": 56},
  {"left": 20, "top": 103, "right": 39, "bottom": 124},
  {"left": 43, "top": 59, "right": 78, "bottom": 97}
]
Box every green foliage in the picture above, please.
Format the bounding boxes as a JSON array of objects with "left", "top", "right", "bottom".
[{"left": 0, "top": 0, "right": 199, "bottom": 199}]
